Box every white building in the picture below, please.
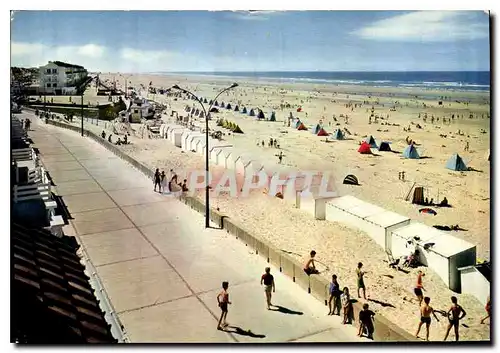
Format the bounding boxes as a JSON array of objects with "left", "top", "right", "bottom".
[{"left": 39, "top": 61, "right": 88, "bottom": 94}]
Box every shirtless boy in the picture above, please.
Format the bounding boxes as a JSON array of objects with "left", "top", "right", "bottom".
[
  {"left": 443, "top": 296, "right": 467, "bottom": 341},
  {"left": 217, "top": 281, "right": 231, "bottom": 330},
  {"left": 303, "top": 250, "right": 319, "bottom": 275},
  {"left": 415, "top": 297, "right": 439, "bottom": 341}
]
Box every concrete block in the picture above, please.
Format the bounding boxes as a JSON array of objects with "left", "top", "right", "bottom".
[
  {"left": 281, "top": 253, "right": 295, "bottom": 279},
  {"left": 268, "top": 246, "right": 281, "bottom": 269},
  {"left": 309, "top": 275, "right": 329, "bottom": 304},
  {"left": 294, "top": 263, "right": 310, "bottom": 292}
]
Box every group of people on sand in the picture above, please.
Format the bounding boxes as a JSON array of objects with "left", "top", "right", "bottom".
[
  {"left": 412, "top": 270, "right": 490, "bottom": 341},
  {"left": 101, "top": 130, "right": 129, "bottom": 146},
  {"left": 303, "top": 251, "right": 375, "bottom": 339},
  {"left": 153, "top": 168, "right": 188, "bottom": 194}
]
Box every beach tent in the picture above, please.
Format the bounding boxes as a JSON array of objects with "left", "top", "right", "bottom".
[
  {"left": 227, "top": 103, "right": 232, "bottom": 110},
  {"left": 343, "top": 174, "right": 359, "bottom": 185},
  {"left": 317, "top": 128, "right": 329, "bottom": 137},
  {"left": 446, "top": 153, "right": 468, "bottom": 171},
  {"left": 234, "top": 105, "right": 239, "bottom": 111},
  {"left": 379, "top": 141, "right": 392, "bottom": 152},
  {"left": 297, "top": 107, "right": 302, "bottom": 112},
  {"left": 199, "top": 111, "right": 205, "bottom": 118},
  {"left": 295, "top": 119, "right": 302, "bottom": 128},
  {"left": 297, "top": 123, "right": 308, "bottom": 131},
  {"left": 249, "top": 109, "right": 255, "bottom": 117},
  {"left": 204, "top": 98, "right": 208, "bottom": 103},
  {"left": 269, "top": 111, "right": 276, "bottom": 121},
  {"left": 210, "top": 107, "right": 219, "bottom": 113},
  {"left": 412, "top": 187, "right": 425, "bottom": 205},
  {"left": 257, "top": 110, "right": 265, "bottom": 120},
  {"left": 312, "top": 124, "right": 321, "bottom": 134},
  {"left": 402, "top": 145, "right": 420, "bottom": 159},
  {"left": 358, "top": 142, "right": 372, "bottom": 154},
  {"left": 241, "top": 107, "right": 247, "bottom": 114},
  {"left": 365, "top": 135, "right": 378, "bottom": 148},
  {"left": 220, "top": 102, "right": 225, "bottom": 108},
  {"left": 214, "top": 100, "right": 219, "bottom": 107},
  {"left": 331, "top": 129, "right": 344, "bottom": 140}
]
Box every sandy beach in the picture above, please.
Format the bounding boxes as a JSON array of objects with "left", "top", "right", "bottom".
[{"left": 65, "top": 72, "right": 490, "bottom": 341}]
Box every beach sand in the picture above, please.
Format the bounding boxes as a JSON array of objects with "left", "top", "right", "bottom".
[{"left": 73, "top": 73, "right": 490, "bottom": 341}]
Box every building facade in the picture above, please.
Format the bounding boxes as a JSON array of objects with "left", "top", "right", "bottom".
[{"left": 39, "top": 61, "right": 88, "bottom": 95}]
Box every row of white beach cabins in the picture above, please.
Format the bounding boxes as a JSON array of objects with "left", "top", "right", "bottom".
[
  {"left": 11, "top": 116, "right": 65, "bottom": 236},
  {"left": 160, "top": 123, "right": 489, "bottom": 306}
]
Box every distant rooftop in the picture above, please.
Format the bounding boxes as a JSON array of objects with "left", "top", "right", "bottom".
[{"left": 49, "top": 61, "right": 85, "bottom": 70}]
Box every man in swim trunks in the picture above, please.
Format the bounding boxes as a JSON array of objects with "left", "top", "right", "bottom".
[
  {"left": 261, "top": 267, "right": 275, "bottom": 310},
  {"left": 415, "top": 297, "right": 439, "bottom": 341},
  {"left": 303, "top": 250, "right": 319, "bottom": 275},
  {"left": 414, "top": 270, "right": 425, "bottom": 306},
  {"left": 217, "top": 281, "right": 231, "bottom": 330},
  {"left": 443, "top": 296, "right": 466, "bottom": 341}
]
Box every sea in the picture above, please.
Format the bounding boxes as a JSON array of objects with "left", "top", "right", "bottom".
[{"left": 164, "top": 71, "right": 490, "bottom": 93}]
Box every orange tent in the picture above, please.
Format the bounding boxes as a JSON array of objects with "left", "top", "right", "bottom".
[
  {"left": 297, "top": 123, "right": 308, "bottom": 131},
  {"left": 358, "top": 142, "right": 372, "bottom": 154},
  {"left": 297, "top": 107, "right": 302, "bottom": 112},
  {"left": 317, "top": 128, "right": 329, "bottom": 136}
]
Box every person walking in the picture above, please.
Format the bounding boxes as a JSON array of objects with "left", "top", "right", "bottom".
[
  {"left": 356, "top": 262, "right": 367, "bottom": 300},
  {"left": 261, "top": 267, "right": 275, "bottom": 310},
  {"left": 480, "top": 296, "right": 491, "bottom": 324},
  {"left": 217, "top": 281, "right": 231, "bottom": 330},
  {"left": 160, "top": 171, "right": 166, "bottom": 193},
  {"left": 328, "top": 274, "right": 341, "bottom": 315},
  {"left": 153, "top": 168, "right": 161, "bottom": 192},
  {"left": 443, "top": 296, "right": 467, "bottom": 341},
  {"left": 415, "top": 297, "right": 439, "bottom": 341}
]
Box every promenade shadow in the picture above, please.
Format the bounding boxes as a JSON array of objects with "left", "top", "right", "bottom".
[
  {"left": 270, "top": 305, "right": 304, "bottom": 315},
  {"left": 368, "top": 298, "right": 396, "bottom": 308},
  {"left": 222, "top": 326, "right": 266, "bottom": 338},
  {"left": 53, "top": 194, "right": 74, "bottom": 223}
]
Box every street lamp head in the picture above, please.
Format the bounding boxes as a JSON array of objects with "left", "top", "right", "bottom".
[
  {"left": 172, "top": 85, "right": 181, "bottom": 90},
  {"left": 230, "top": 83, "right": 238, "bottom": 88}
]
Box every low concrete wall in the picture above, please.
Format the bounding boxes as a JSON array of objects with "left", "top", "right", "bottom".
[{"left": 46, "top": 118, "right": 416, "bottom": 342}]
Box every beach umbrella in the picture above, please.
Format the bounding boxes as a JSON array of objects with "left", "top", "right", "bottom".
[{"left": 419, "top": 208, "right": 437, "bottom": 216}]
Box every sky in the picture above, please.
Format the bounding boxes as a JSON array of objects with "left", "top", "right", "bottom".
[{"left": 10, "top": 10, "right": 490, "bottom": 72}]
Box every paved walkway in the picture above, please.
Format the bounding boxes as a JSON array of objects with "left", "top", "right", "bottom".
[{"left": 25, "top": 112, "right": 364, "bottom": 343}]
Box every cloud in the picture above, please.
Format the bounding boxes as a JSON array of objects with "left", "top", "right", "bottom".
[
  {"left": 229, "top": 10, "right": 281, "bottom": 21},
  {"left": 120, "top": 48, "right": 173, "bottom": 62},
  {"left": 354, "top": 11, "right": 489, "bottom": 42}
]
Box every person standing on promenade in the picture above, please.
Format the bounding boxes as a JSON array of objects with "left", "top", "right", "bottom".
[
  {"left": 304, "top": 250, "right": 319, "bottom": 275},
  {"left": 153, "top": 168, "right": 161, "bottom": 192},
  {"left": 443, "top": 296, "right": 467, "bottom": 341},
  {"left": 160, "top": 171, "right": 166, "bottom": 193},
  {"left": 415, "top": 297, "right": 439, "bottom": 341},
  {"left": 358, "top": 303, "right": 375, "bottom": 339},
  {"left": 341, "top": 287, "right": 352, "bottom": 324},
  {"left": 414, "top": 271, "right": 425, "bottom": 306},
  {"left": 356, "top": 262, "right": 367, "bottom": 300},
  {"left": 328, "top": 274, "right": 341, "bottom": 315},
  {"left": 217, "top": 281, "right": 231, "bottom": 330},
  {"left": 261, "top": 267, "right": 275, "bottom": 310},
  {"left": 480, "top": 296, "right": 490, "bottom": 324}
]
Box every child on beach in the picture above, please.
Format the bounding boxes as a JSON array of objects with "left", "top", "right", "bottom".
[
  {"left": 356, "top": 262, "right": 367, "bottom": 300},
  {"left": 341, "top": 287, "right": 352, "bottom": 324},
  {"left": 153, "top": 168, "right": 161, "bottom": 192},
  {"left": 303, "top": 250, "right": 319, "bottom": 275},
  {"left": 328, "top": 274, "right": 341, "bottom": 315},
  {"left": 217, "top": 281, "right": 231, "bottom": 330},
  {"left": 415, "top": 297, "right": 439, "bottom": 341},
  {"left": 358, "top": 303, "right": 375, "bottom": 339},
  {"left": 443, "top": 296, "right": 467, "bottom": 341},
  {"left": 261, "top": 267, "right": 275, "bottom": 310}
]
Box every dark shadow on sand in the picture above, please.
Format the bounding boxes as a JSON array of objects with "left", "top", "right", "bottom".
[
  {"left": 222, "top": 326, "right": 266, "bottom": 338},
  {"left": 269, "top": 305, "right": 304, "bottom": 315},
  {"left": 368, "top": 298, "right": 396, "bottom": 308},
  {"left": 419, "top": 156, "right": 432, "bottom": 159},
  {"left": 52, "top": 193, "right": 74, "bottom": 223}
]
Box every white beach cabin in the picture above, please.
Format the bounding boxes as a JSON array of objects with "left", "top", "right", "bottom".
[
  {"left": 296, "top": 191, "right": 336, "bottom": 220},
  {"left": 325, "top": 196, "right": 410, "bottom": 249},
  {"left": 181, "top": 131, "right": 201, "bottom": 151},
  {"left": 458, "top": 263, "right": 490, "bottom": 305},
  {"left": 210, "top": 147, "right": 224, "bottom": 165},
  {"left": 391, "top": 223, "right": 476, "bottom": 292},
  {"left": 169, "top": 128, "right": 187, "bottom": 148},
  {"left": 166, "top": 124, "right": 183, "bottom": 139},
  {"left": 187, "top": 135, "right": 205, "bottom": 152},
  {"left": 243, "top": 160, "right": 265, "bottom": 183}
]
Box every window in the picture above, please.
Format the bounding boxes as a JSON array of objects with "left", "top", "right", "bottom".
[
  {"left": 46, "top": 83, "right": 51, "bottom": 88},
  {"left": 52, "top": 69, "right": 58, "bottom": 74},
  {"left": 53, "top": 83, "right": 57, "bottom": 87},
  {"left": 46, "top": 69, "right": 51, "bottom": 74}
]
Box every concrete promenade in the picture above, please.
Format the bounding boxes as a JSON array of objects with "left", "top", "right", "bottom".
[{"left": 25, "top": 112, "right": 364, "bottom": 343}]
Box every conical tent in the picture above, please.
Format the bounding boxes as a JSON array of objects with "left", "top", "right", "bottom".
[
  {"left": 317, "top": 128, "right": 329, "bottom": 136},
  {"left": 214, "top": 100, "right": 219, "bottom": 106},
  {"left": 204, "top": 98, "right": 208, "bottom": 103},
  {"left": 358, "top": 142, "right": 372, "bottom": 154},
  {"left": 234, "top": 105, "right": 239, "bottom": 111},
  {"left": 445, "top": 153, "right": 468, "bottom": 171},
  {"left": 365, "top": 135, "right": 377, "bottom": 148},
  {"left": 402, "top": 145, "right": 420, "bottom": 159},
  {"left": 257, "top": 110, "right": 265, "bottom": 120},
  {"left": 249, "top": 109, "right": 255, "bottom": 116},
  {"left": 227, "top": 103, "right": 232, "bottom": 110},
  {"left": 379, "top": 141, "right": 391, "bottom": 151},
  {"left": 269, "top": 111, "right": 276, "bottom": 121},
  {"left": 242, "top": 107, "right": 247, "bottom": 114},
  {"left": 331, "top": 129, "right": 344, "bottom": 140},
  {"left": 297, "top": 123, "right": 308, "bottom": 131},
  {"left": 312, "top": 124, "right": 321, "bottom": 134},
  {"left": 295, "top": 119, "right": 302, "bottom": 128},
  {"left": 220, "top": 102, "right": 225, "bottom": 108}
]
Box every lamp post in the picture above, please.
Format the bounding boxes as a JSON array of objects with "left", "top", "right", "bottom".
[
  {"left": 172, "top": 83, "right": 238, "bottom": 228},
  {"left": 81, "top": 93, "right": 84, "bottom": 136}
]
